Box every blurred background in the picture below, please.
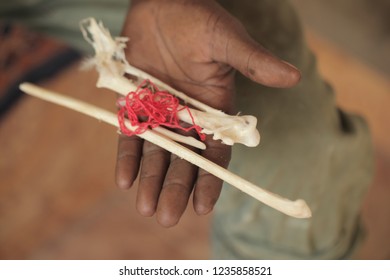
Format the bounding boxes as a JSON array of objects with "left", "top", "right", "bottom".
[{"left": 1, "top": 0, "right": 389, "bottom": 259}]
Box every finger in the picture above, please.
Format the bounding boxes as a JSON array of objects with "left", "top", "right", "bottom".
[
  {"left": 211, "top": 16, "right": 301, "bottom": 88},
  {"left": 136, "top": 141, "right": 170, "bottom": 217},
  {"left": 193, "top": 137, "right": 231, "bottom": 215},
  {"left": 115, "top": 134, "right": 143, "bottom": 189},
  {"left": 156, "top": 153, "right": 198, "bottom": 227}
]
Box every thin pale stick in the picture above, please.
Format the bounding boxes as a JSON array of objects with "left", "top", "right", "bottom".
[
  {"left": 153, "top": 127, "right": 206, "bottom": 150},
  {"left": 124, "top": 64, "right": 225, "bottom": 115},
  {"left": 20, "top": 82, "right": 312, "bottom": 218}
]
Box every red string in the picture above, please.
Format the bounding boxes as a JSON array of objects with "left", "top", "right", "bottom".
[{"left": 117, "top": 80, "right": 205, "bottom": 141}]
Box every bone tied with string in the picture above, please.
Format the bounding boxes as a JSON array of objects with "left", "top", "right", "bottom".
[{"left": 19, "top": 18, "right": 312, "bottom": 219}]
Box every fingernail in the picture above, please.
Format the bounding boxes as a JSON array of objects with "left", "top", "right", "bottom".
[
  {"left": 195, "top": 204, "right": 213, "bottom": 215},
  {"left": 282, "top": 60, "right": 299, "bottom": 71}
]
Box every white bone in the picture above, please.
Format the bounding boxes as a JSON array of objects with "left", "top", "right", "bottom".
[
  {"left": 80, "top": 18, "right": 260, "bottom": 147},
  {"left": 19, "top": 82, "right": 312, "bottom": 219}
]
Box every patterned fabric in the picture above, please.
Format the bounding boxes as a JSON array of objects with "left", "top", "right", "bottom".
[{"left": 0, "top": 22, "right": 79, "bottom": 116}]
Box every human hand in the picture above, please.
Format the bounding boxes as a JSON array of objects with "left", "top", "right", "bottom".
[{"left": 115, "top": 0, "right": 300, "bottom": 227}]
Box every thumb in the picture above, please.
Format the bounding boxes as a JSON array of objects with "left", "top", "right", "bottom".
[{"left": 211, "top": 19, "right": 301, "bottom": 88}]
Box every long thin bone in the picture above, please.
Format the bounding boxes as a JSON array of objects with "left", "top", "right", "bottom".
[
  {"left": 19, "top": 82, "right": 312, "bottom": 219},
  {"left": 80, "top": 18, "right": 260, "bottom": 147}
]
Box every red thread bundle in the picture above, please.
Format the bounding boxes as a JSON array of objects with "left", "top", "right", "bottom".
[{"left": 117, "top": 80, "right": 205, "bottom": 141}]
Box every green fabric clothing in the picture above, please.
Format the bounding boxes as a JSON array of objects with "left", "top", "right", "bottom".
[
  {"left": 1, "top": 0, "right": 374, "bottom": 259},
  {"left": 213, "top": 0, "right": 373, "bottom": 259}
]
